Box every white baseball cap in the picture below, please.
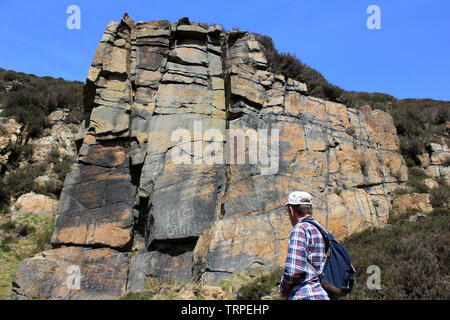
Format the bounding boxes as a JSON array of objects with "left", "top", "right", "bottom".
[{"left": 285, "top": 191, "right": 313, "bottom": 206}]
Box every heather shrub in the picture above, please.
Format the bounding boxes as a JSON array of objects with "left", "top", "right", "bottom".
[
  {"left": 0, "top": 69, "right": 83, "bottom": 139},
  {"left": 430, "top": 178, "right": 450, "bottom": 208},
  {"left": 343, "top": 208, "right": 450, "bottom": 300},
  {"left": 2, "top": 105, "right": 48, "bottom": 138},
  {"left": 236, "top": 268, "right": 283, "bottom": 300},
  {"left": 53, "top": 158, "right": 73, "bottom": 182},
  {"left": 5, "top": 164, "right": 46, "bottom": 198},
  {"left": 405, "top": 167, "right": 430, "bottom": 194},
  {"left": 254, "top": 34, "right": 342, "bottom": 102}
]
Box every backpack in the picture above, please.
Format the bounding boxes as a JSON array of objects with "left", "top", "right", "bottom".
[{"left": 301, "top": 217, "right": 356, "bottom": 298}]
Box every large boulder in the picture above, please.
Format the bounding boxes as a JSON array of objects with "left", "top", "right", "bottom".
[
  {"left": 11, "top": 247, "right": 129, "bottom": 300},
  {"left": 11, "top": 192, "right": 58, "bottom": 218}
]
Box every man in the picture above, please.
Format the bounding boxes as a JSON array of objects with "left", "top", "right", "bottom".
[{"left": 279, "top": 191, "right": 329, "bottom": 300}]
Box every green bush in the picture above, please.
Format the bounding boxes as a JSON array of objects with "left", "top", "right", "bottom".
[
  {"left": 0, "top": 163, "right": 52, "bottom": 211},
  {"left": 0, "top": 153, "right": 72, "bottom": 210},
  {"left": 5, "top": 164, "right": 46, "bottom": 198},
  {"left": 430, "top": 178, "right": 450, "bottom": 208},
  {"left": 392, "top": 188, "right": 410, "bottom": 197},
  {"left": 30, "top": 216, "right": 55, "bottom": 254},
  {"left": 3, "top": 142, "right": 32, "bottom": 168},
  {"left": 254, "top": 34, "right": 343, "bottom": 102},
  {"left": 405, "top": 167, "right": 430, "bottom": 194},
  {"left": 0, "top": 184, "right": 9, "bottom": 212},
  {"left": 3, "top": 105, "right": 48, "bottom": 138},
  {"left": 15, "top": 222, "right": 35, "bottom": 237},
  {"left": 342, "top": 208, "right": 450, "bottom": 300},
  {"left": 0, "top": 68, "right": 83, "bottom": 139},
  {"left": 0, "top": 220, "right": 15, "bottom": 232},
  {"left": 53, "top": 158, "right": 73, "bottom": 182},
  {"left": 0, "top": 212, "right": 55, "bottom": 298},
  {"left": 0, "top": 235, "right": 15, "bottom": 252},
  {"left": 0, "top": 70, "right": 19, "bottom": 82}
]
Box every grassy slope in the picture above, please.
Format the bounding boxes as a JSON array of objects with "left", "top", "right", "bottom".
[{"left": 0, "top": 213, "right": 54, "bottom": 299}]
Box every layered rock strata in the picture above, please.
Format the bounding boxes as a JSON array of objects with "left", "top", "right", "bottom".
[{"left": 12, "top": 14, "right": 408, "bottom": 299}]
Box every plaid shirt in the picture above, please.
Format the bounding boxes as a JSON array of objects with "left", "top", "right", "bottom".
[{"left": 280, "top": 218, "right": 329, "bottom": 300}]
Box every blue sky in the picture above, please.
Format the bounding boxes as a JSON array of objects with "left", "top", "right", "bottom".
[{"left": 0, "top": 0, "right": 449, "bottom": 101}]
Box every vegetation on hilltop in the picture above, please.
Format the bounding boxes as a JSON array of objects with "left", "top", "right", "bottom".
[
  {"left": 254, "top": 34, "right": 450, "bottom": 167},
  {"left": 0, "top": 68, "right": 83, "bottom": 139}
]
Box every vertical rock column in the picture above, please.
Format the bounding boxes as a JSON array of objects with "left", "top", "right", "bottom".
[
  {"left": 53, "top": 14, "right": 136, "bottom": 250},
  {"left": 128, "top": 20, "right": 172, "bottom": 249},
  {"left": 126, "top": 20, "right": 228, "bottom": 292},
  {"left": 11, "top": 14, "right": 136, "bottom": 300}
]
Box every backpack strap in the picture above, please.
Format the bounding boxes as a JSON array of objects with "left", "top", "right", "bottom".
[
  {"left": 300, "top": 217, "right": 331, "bottom": 277},
  {"left": 301, "top": 217, "right": 330, "bottom": 253}
]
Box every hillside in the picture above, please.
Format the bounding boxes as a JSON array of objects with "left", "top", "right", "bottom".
[
  {"left": 1, "top": 15, "right": 449, "bottom": 300},
  {"left": 0, "top": 68, "right": 83, "bottom": 206},
  {"left": 0, "top": 68, "right": 83, "bottom": 299}
]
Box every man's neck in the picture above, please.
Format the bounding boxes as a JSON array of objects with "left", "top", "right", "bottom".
[{"left": 298, "top": 214, "right": 312, "bottom": 222}]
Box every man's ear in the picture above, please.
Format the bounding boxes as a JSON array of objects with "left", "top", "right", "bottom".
[{"left": 288, "top": 206, "right": 295, "bottom": 217}]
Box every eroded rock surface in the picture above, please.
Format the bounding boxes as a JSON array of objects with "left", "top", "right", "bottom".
[
  {"left": 392, "top": 193, "right": 433, "bottom": 216},
  {"left": 11, "top": 247, "right": 129, "bottom": 300},
  {"left": 12, "top": 14, "right": 409, "bottom": 298}
]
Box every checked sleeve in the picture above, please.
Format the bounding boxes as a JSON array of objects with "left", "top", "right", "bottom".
[{"left": 279, "top": 224, "right": 309, "bottom": 297}]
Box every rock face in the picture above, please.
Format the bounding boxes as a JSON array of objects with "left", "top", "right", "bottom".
[
  {"left": 12, "top": 14, "right": 409, "bottom": 299},
  {"left": 31, "top": 122, "right": 78, "bottom": 163},
  {"left": 392, "top": 193, "right": 433, "bottom": 216},
  {"left": 417, "top": 122, "right": 450, "bottom": 186},
  {"left": 0, "top": 116, "right": 23, "bottom": 170},
  {"left": 424, "top": 142, "right": 450, "bottom": 185}
]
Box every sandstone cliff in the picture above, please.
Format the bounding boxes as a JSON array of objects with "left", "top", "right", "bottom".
[{"left": 11, "top": 14, "right": 408, "bottom": 299}]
